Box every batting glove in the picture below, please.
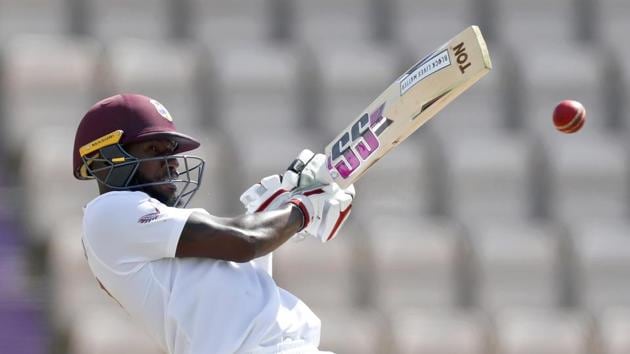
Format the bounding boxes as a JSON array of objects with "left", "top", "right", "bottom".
[
  {"left": 240, "top": 149, "right": 316, "bottom": 213},
  {"left": 287, "top": 183, "right": 355, "bottom": 242}
]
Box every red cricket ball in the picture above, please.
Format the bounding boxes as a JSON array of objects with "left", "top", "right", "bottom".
[{"left": 553, "top": 100, "right": 586, "bottom": 134}]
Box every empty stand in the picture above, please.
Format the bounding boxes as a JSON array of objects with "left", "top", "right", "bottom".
[
  {"left": 272, "top": 228, "right": 360, "bottom": 309},
  {"left": 353, "top": 138, "right": 438, "bottom": 218},
  {"left": 393, "top": 0, "right": 475, "bottom": 52},
  {"left": 597, "top": 307, "right": 630, "bottom": 354},
  {"left": 0, "top": 300, "right": 49, "bottom": 354},
  {"left": 596, "top": 0, "right": 630, "bottom": 45},
  {"left": 48, "top": 217, "right": 114, "bottom": 332},
  {"left": 317, "top": 308, "right": 388, "bottom": 354},
  {"left": 84, "top": 0, "right": 174, "bottom": 40},
  {"left": 20, "top": 126, "right": 97, "bottom": 243},
  {"left": 211, "top": 42, "right": 323, "bottom": 201},
  {"left": 68, "top": 304, "right": 163, "bottom": 354},
  {"left": 441, "top": 132, "right": 538, "bottom": 223},
  {"left": 493, "top": 309, "right": 596, "bottom": 354},
  {"left": 493, "top": 0, "right": 584, "bottom": 46},
  {"left": 613, "top": 45, "right": 630, "bottom": 130},
  {"left": 291, "top": 0, "right": 376, "bottom": 45},
  {"left": 542, "top": 133, "right": 628, "bottom": 222},
  {"left": 189, "top": 0, "right": 276, "bottom": 44},
  {"left": 0, "top": 246, "right": 28, "bottom": 300},
  {"left": 364, "top": 215, "right": 467, "bottom": 310},
  {"left": 1, "top": 35, "right": 101, "bottom": 156},
  {"left": 211, "top": 43, "right": 307, "bottom": 134},
  {"left": 390, "top": 310, "right": 491, "bottom": 354},
  {"left": 0, "top": 0, "right": 68, "bottom": 40},
  {"left": 468, "top": 220, "right": 566, "bottom": 310},
  {"left": 570, "top": 220, "right": 630, "bottom": 312}
]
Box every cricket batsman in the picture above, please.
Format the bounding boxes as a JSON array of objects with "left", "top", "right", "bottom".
[{"left": 72, "top": 93, "right": 355, "bottom": 353}]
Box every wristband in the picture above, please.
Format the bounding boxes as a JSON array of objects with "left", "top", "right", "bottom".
[{"left": 287, "top": 199, "right": 310, "bottom": 231}]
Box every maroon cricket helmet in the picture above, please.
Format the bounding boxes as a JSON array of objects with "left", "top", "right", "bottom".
[{"left": 73, "top": 93, "right": 200, "bottom": 180}]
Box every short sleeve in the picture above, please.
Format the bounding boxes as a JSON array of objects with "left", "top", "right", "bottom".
[{"left": 82, "top": 192, "right": 196, "bottom": 272}]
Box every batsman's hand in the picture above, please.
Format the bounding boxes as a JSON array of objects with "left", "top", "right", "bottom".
[
  {"left": 288, "top": 183, "right": 355, "bottom": 242},
  {"left": 293, "top": 150, "right": 333, "bottom": 187},
  {"left": 239, "top": 149, "right": 318, "bottom": 213}
]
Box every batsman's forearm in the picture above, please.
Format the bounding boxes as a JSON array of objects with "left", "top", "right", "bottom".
[
  {"left": 176, "top": 205, "right": 303, "bottom": 262},
  {"left": 232, "top": 204, "right": 304, "bottom": 259}
]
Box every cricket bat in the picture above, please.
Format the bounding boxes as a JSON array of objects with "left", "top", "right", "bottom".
[{"left": 322, "top": 26, "right": 492, "bottom": 188}]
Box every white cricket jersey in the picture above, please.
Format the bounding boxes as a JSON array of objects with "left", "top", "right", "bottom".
[{"left": 81, "top": 191, "right": 323, "bottom": 354}]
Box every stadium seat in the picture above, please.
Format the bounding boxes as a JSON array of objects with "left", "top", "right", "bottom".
[
  {"left": 353, "top": 137, "right": 439, "bottom": 218},
  {"left": 68, "top": 303, "right": 163, "bottom": 354},
  {"left": 597, "top": 307, "right": 630, "bottom": 354},
  {"left": 211, "top": 43, "right": 307, "bottom": 134},
  {"left": 390, "top": 309, "right": 491, "bottom": 354},
  {"left": 363, "top": 215, "right": 467, "bottom": 310},
  {"left": 0, "top": 0, "right": 67, "bottom": 40},
  {"left": 0, "top": 300, "right": 49, "bottom": 354},
  {"left": 393, "top": 0, "right": 475, "bottom": 52},
  {"left": 515, "top": 43, "right": 610, "bottom": 135},
  {"left": 441, "top": 132, "right": 537, "bottom": 223},
  {"left": 189, "top": 0, "right": 276, "bottom": 44},
  {"left": 570, "top": 220, "right": 630, "bottom": 312},
  {"left": 493, "top": 309, "right": 596, "bottom": 354},
  {"left": 291, "top": 0, "right": 377, "bottom": 45},
  {"left": 312, "top": 42, "right": 402, "bottom": 138},
  {"left": 211, "top": 42, "right": 325, "bottom": 201},
  {"left": 613, "top": 45, "right": 630, "bottom": 130},
  {"left": 20, "top": 126, "right": 97, "bottom": 243},
  {"left": 0, "top": 247, "right": 27, "bottom": 300},
  {"left": 48, "top": 217, "right": 113, "bottom": 332},
  {"left": 493, "top": 0, "right": 582, "bottom": 46},
  {"left": 1, "top": 35, "right": 101, "bottom": 156},
  {"left": 467, "top": 220, "right": 566, "bottom": 310},
  {"left": 542, "top": 133, "right": 628, "bottom": 222},
  {"left": 272, "top": 227, "right": 360, "bottom": 309},
  {"left": 596, "top": 0, "right": 630, "bottom": 45},
  {"left": 102, "top": 38, "right": 206, "bottom": 134},
  {"left": 317, "top": 308, "right": 388, "bottom": 354},
  {"left": 84, "top": 0, "right": 174, "bottom": 40}
]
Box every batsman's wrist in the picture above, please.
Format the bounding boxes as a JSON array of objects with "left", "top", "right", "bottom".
[{"left": 287, "top": 199, "right": 309, "bottom": 232}]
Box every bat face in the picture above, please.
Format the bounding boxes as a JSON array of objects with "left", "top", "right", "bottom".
[{"left": 323, "top": 26, "right": 492, "bottom": 188}]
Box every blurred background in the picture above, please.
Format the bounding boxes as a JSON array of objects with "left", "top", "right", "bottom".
[{"left": 1, "top": 0, "right": 630, "bottom": 353}]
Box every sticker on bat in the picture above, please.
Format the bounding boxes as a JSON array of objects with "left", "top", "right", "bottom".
[
  {"left": 400, "top": 49, "right": 451, "bottom": 95},
  {"left": 328, "top": 103, "right": 393, "bottom": 179}
]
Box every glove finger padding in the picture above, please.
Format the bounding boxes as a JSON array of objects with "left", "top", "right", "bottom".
[
  {"left": 288, "top": 183, "right": 355, "bottom": 242},
  {"left": 240, "top": 171, "right": 298, "bottom": 213},
  {"left": 297, "top": 153, "right": 333, "bottom": 188},
  {"left": 239, "top": 149, "right": 316, "bottom": 214}
]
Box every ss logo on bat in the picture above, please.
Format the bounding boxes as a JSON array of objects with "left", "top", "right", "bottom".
[{"left": 328, "top": 104, "right": 386, "bottom": 179}]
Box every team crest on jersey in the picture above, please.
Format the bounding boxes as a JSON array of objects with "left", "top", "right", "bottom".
[
  {"left": 138, "top": 207, "right": 162, "bottom": 224},
  {"left": 149, "top": 99, "right": 173, "bottom": 122}
]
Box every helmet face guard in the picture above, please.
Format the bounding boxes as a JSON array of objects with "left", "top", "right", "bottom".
[{"left": 82, "top": 143, "right": 205, "bottom": 208}]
